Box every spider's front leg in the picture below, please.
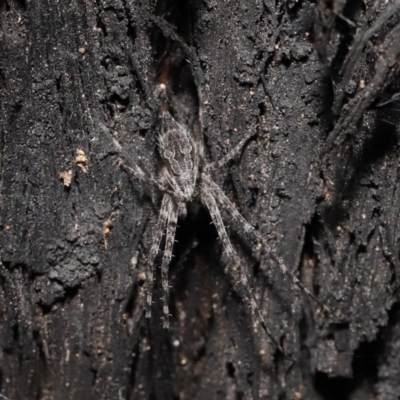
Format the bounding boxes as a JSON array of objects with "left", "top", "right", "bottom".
[
  {"left": 144, "top": 194, "right": 173, "bottom": 319},
  {"left": 200, "top": 186, "right": 283, "bottom": 351},
  {"left": 204, "top": 176, "right": 329, "bottom": 313},
  {"left": 160, "top": 198, "right": 179, "bottom": 329}
]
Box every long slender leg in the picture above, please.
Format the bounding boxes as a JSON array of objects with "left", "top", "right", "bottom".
[
  {"left": 145, "top": 194, "right": 172, "bottom": 318},
  {"left": 201, "top": 188, "right": 283, "bottom": 352},
  {"left": 205, "top": 132, "right": 255, "bottom": 172},
  {"left": 96, "top": 118, "right": 163, "bottom": 190},
  {"left": 160, "top": 199, "right": 179, "bottom": 329},
  {"left": 204, "top": 176, "right": 329, "bottom": 313}
]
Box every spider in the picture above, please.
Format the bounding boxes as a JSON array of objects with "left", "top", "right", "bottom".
[
  {"left": 96, "top": 19, "right": 327, "bottom": 349},
  {"left": 101, "top": 84, "right": 327, "bottom": 351}
]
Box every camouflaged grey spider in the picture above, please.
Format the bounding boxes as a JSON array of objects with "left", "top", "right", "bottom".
[{"left": 104, "top": 105, "right": 327, "bottom": 350}]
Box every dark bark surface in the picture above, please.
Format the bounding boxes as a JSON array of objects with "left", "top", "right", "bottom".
[{"left": 1, "top": 0, "right": 400, "bottom": 399}]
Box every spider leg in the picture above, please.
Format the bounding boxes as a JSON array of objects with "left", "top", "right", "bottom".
[
  {"left": 160, "top": 198, "right": 179, "bottom": 329},
  {"left": 201, "top": 187, "right": 283, "bottom": 352},
  {"left": 204, "top": 176, "right": 329, "bottom": 313},
  {"left": 205, "top": 131, "right": 255, "bottom": 172},
  {"left": 96, "top": 118, "right": 163, "bottom": 190},
  {"left": 145, "top": 194, "right": 172, "bottom": 319},
  {"left": 120, "top": 164, "right": 164, "bottom": 192}
]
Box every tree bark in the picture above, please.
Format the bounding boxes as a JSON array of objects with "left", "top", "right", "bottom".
[{"left": 1, "top": 0, "right": 400, "bottom": 399}]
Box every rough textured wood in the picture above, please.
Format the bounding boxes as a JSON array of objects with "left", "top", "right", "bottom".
[{"left": 1, "top": 0, "right": 399, "bottom": 399}]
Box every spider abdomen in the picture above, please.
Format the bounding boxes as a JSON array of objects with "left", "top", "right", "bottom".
[{"left": 158, "top": 111, "right": 197, "bottom": 200}]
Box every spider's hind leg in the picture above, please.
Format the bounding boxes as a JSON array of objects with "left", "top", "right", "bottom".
[
  {"left": 94, "top": 116, "right": 165, "bottom": 192},
  {"left": 205, "top": 131, "right": 255, "bottom": 172}
]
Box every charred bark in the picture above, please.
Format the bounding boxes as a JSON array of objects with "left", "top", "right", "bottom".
[{"left": 1, "top": 0, "right": 400, "bottom": 399}]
